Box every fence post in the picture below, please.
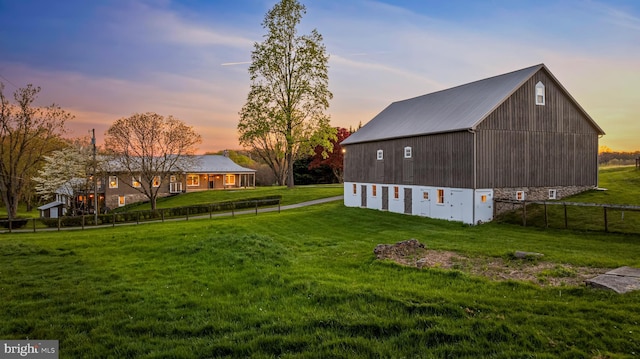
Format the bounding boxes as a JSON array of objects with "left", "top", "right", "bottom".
[
  {"left": 82, "top": 215, "right": 85, "bottom": 230},
  {"left": 604, "top": 207, "right": 608, "bottom": 232},
  {"left": 137, "top": 212, "right": 140, "bottom": 224},
  {"left": 58, "top": 217, "right": 61, "bottom": 231},
  {"left": 112, "top": 213, "right": 116, "bottom": 227},
  {"left": 278, "top": 198, "right": 281, "bottom": 213},
  {"left": 564, "top": 204, "right": 568, "bottom": 229},
  {"left": 232, "top": 202, "right": 235, "bottom": 217},
  {"left": 186, "top": 207, "right": 189, "bottom": 221},
  {"left": 255, "top": 200, "right": 258, "bottom": 215},
  {"left": 161, "top": 209, "right": 165, "bottom": 222},
  {"left": 209, "top": 204, "right": 212, "bottom": 219},
  {"left": 32, "top": 218, "right": 36, "bottom": 233}
]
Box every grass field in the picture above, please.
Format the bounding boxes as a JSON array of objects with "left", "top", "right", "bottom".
[{"left": 1, "top": 171, "right": 640, "bottom": 358}]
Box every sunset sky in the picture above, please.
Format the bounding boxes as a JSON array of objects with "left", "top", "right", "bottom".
[{"left": 1, "top": 0, "right": 638, "bottom": 153}]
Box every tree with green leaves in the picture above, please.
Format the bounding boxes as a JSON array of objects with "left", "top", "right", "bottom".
[
  {"left": 238, "top": 0, "right": 335, "bottom": 187},
  {"left": 0, "top": 83, "right": 71, "bottom": 220}
]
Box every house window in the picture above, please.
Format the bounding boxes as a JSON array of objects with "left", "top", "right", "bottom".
[
  {"left": 352, "top": 183, "right": 357, "bottom": 195},
  {"left": 535, "top": 81, "right": 545, "bottom": 105},
  {"left": 549, "top": 189, "right": 557, "bottom": 200},
  {"left": 394, "top": 186, "right": 399, "bottom": 199},
  {"left": 170, "top": 175, "right": 177, "bottom": 183},
  {"left": 109, "top": 176, "right": 118, "bottom": 189},
  {"left": 225, "top": 174, "right": 236, "bottom": 185},
  {"left": 376, "top": 149, "right": 383, "bottom": 160},
  {"left": 118, "top": 196, "right": 125, "bottom": 207},
  {"left": 132, "top": 176, "right": 141, "bottom": 188},
  {"left": 481, "top": 195, "right": 487, "bottom": 203},
  {"left": 152, "top": 176, "right": 161, "bottom": 187},
  {"left": 437, "top": 189, "right": 445, "bottom": 204},
  {"left": 516, "top": 191, "right": 526, "bottom": 201},
  {"left": 372, "top": 185, "right": 377, "bottom": 197},
  {"left": 404, "top": 146, "right": 412, "bottom": 158},
  {"left": 186, "top": 174, "right": 200, "bottom": 186}
]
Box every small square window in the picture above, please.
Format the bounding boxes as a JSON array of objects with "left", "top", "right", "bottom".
[
  {"left": 170, "top": 175, "right": 177, "bottom": 183},
  {"left": 423, "top": 192, "right": 429, "bottom": 200},
  {"left": 118, "top": 195, "right": 125, "bottom": 207},
  {"left": 516, "top": 191, "right": 525, "bottom": 201},
  {"left": 109, "top": 176, "right": 118, "bottom": 189},
  {"left": 132, "top": 176, "right": 141, "bottom": 188},
  {"left": 481, "top": 195, "right": 487, "bottom": 203},
  {"left": 376, "top": 149, "right": 383, "bottom": 160},
  {"left": 548, "top": 189, "right": 557, "bottom": 200},
  {"left": 404, "top": 146, "right": 412, "bottom": 158}
]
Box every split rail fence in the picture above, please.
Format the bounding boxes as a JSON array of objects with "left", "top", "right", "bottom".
[
  {"left": 494, "top": 199, "right": 640, "bottom": 234},
  {"left": 1, "top": 196, "right": 281, "bottom": 234}
]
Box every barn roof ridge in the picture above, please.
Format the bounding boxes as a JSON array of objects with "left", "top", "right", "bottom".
[{"left": 341, "top": 64, "right": 603, "bottom": 145}]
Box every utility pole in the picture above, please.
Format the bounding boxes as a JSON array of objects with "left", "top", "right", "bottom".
[{"left": 92, "top": 129, "right": 98, "bottom": 225}]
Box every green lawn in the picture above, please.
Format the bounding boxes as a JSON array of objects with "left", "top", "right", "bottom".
[{"left": 2, "top": 198, "right": 640, "bottom": 357}]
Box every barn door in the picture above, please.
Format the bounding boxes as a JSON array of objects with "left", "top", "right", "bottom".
[
  {"left": 419, "top": 188, "right": 431, "bottom": 217},
  {"left": 404, "top": 188, "right": 412, "bottom": 214},
  {"left": 449, "top": 190, "right": 465, "bottom": 221},
  {"left": 382, "top": 186, "right": 389, "bottom": 210},
  {"left": 361, "top": 185, "right": 367, "bottom": 207}
]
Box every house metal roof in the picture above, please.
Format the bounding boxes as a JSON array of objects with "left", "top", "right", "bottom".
[
  {"left": 190, "top": 155, "right": 256, "bottom": 173},
  {"left": 342, "top": 64, "right": 603, "bottom": 145}
]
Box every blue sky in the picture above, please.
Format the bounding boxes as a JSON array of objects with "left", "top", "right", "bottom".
[{"left": 1, "top": 0, "right": 638, "bottom": 152}]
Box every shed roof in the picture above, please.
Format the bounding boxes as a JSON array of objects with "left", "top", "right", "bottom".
[
  {"left": 342, "top": 64, "right": 604, "bottom": 145},
  {"left": 37, "top": 201, "right": 65, "bottom": 211}
]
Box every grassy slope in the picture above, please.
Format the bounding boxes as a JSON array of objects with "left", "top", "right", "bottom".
[{"left": 1, "top": 171, "right": 640, "bottom": 357}]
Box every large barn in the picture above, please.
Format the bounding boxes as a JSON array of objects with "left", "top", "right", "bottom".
[{"left": 341, "top": 64, "right": 605, "bottom": 224}]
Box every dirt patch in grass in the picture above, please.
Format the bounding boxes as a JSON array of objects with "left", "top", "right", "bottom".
[{"left": 374, "top": 239, "right": 606, "bottom": 287}]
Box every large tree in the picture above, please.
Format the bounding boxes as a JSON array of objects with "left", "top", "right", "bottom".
[
  {"left": 32, "top": 137, "right": 97, "bottom": 215},
  {"left": 0, "top": 83, "right": 71, "bottom": 220},
  {"left": 238, "top": 0, "right": 335, "bottom": 187},
  {"left": 104, "top": 112, "right": 202, "bottom": 210}
]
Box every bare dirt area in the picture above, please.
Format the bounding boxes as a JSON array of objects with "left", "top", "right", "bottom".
[{"left": 374, "top": 239, "right": 606, "bottom": 287}]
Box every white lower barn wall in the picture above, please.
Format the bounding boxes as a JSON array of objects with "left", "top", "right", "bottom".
[{"left": 343, "top": 182, "right": 494, "bottom": 225}]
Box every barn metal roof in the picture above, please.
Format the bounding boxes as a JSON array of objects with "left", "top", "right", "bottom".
[{"left": 342, "top": 64, "right": 603, "bottom": 145}]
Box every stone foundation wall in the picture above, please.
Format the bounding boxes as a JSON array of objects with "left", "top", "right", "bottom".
[
  {"left": 494, "top": 185, "right": 594, "bottom": 202},
  {"left": 105, "top": 193, "right": 149, "bottom": 210},
  {"left": 493, "top": 185, "right": 595, "bottom": 216}
]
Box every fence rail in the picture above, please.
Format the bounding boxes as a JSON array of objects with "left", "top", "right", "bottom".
[
  {"left": 1, "top": 196, "right": 281, "bottom": 234},
  {"left": 494, "top": 199, "right": 640, "bottom": 233}
]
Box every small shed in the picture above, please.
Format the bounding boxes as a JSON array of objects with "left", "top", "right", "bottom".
[{"left": 37, "top": 201, "right": 66, "bottom": 218}]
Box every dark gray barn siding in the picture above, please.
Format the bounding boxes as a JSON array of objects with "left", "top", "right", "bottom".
[
  {"left": 344, "top": 131, "right": 474, "bottom": 188},
  {"left": 476, "top": 69, "right": 599, "bottom": 188}
]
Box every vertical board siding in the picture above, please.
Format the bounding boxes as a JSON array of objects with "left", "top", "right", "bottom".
[
  {"left": 476, "top": 69, "right": 599, "bottom": 188},
  {"left": 344, "top": 131, "right": 474, "bottom": 188}
]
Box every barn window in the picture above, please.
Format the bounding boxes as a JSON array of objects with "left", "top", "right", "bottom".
[
  {"left": 352, "top": 183, "right": 357, "bottom": 195},
  {"left": 481, "top": 195, "right": 487, "bottom": 203},
  {"left": 548, "top": 189, "right": 557, "bottom": 200},
  {"left": 423, "top": 191, "right": 429, "bottom": 200},
  {"left": 376, "top": 149, "right": 384, "bottom": 160},
  {"left": 372, "top": 185, "right": 377, "bottom": 197},
  {"left": 437, "top": 189, "right": 445, "bottom": 204},
  {"left": 516, "top": 191, "right": 526, "bottom": 201},
  {"left": 404, "top": 146, "right": 412, "bottom": 158},
  {"left": 394, "top": 186, "right": 399, "bottom": 199},
  {"left": 535, "top": 81, "right": 545, "bottom": 105}
]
